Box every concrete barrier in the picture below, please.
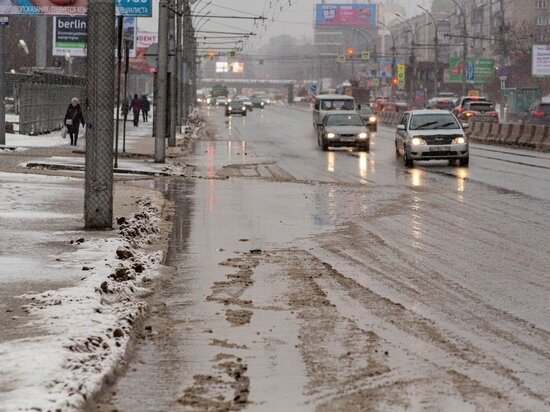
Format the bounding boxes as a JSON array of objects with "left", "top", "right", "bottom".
[
  {"left": 501, "top": 124, "right": 522, "bottom": 145},
  {"left": 540, "top": 134, "right": 550, "bottom": 150},
  {"left": 532, "top": 125, "right": 549, "bottom": 149},
  {"left": 530, "top": 125, "right": 547, "bottom": 148},
  {"left": 517, "top": 125, "right": 536, "bottom": 147}
]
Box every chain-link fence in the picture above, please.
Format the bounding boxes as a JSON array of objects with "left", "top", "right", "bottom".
[{"left": 6, "top": 72, "right": 85, "bottom": 135}]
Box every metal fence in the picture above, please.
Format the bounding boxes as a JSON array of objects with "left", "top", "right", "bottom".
[{"left": 6, "top": 72, "right": 85, "bottom": 135}]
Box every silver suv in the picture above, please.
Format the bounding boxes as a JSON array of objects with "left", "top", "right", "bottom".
[{"left": 395, "top": 110, "right": 469, "bottom": 167}]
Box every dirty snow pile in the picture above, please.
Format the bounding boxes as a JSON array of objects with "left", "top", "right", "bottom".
[{"left": 0, "top": 198, "right": 166, "bottom": 411}]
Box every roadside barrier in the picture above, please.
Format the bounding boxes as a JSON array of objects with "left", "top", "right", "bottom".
[{"left": 469, "top": 120, "right": 550, "bottom": 151}]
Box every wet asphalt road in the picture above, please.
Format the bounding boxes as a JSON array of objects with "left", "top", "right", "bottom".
[{"left": 99, "top": 105, "right": 550, "bottom": 411}]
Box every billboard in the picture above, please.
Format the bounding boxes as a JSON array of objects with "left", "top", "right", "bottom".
[
  {"left": 448, "top": 57, "right": 494, "bottom": 84},
  {"left": 53, "top": 16, "right": 87, "bottom": 57},
  {"left": 130, "top": 32, "right": 157, "bottom": 73},
  {"left": 315, "top": 4, "right": 377, "bottom": 28},
  {"left": 216, "top": 62, "right": 229, "bottom": 73},
  {"left": 0, "top": 0, "right": 151, "bottom": 16},
  {"left": 52, "top": 17, "right": 137, "bottom": 58},
  {"left": 229, "top": 62, "right": 244, "bottom": 73},
  {"left": 532, "top": 45, "right": 550, "bottom": 77}
]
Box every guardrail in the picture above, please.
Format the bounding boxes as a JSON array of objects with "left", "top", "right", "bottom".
[{"left": 378, "top": 112, "right": 550, "bottom": 151}]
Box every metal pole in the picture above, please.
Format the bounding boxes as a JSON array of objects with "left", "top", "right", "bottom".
[
  {"left": 114, "top": 15, "right": 123, "bottom": 169},
  {"left": 84, "top": 0, "right": 116, "bottom": 230},
  {"left": 0, "top": 24, "right": 5, "bottom": 146},
  {"left": 176, "top": 0, "right": 184, "bottom": 129},
  {"left": 35, "top": 17, "right": 47, "bottom": 68},
  {"left": 155, "top": 0, "right": 169, "bottom": 163},
  {"left": 418, "top": 5, "right": 438, "bottom": 97},
  {"left": 123, "top": 41, "right": 129, "bottom": 152},
  {"left": 451, "top": 0, "right": 467, "bottom": 96},
  {"left": 499, "top": 0, "right": 507, "bottom": 121},
  {"left": 168, "top": 1, "right": 177, "bottom": 147}
]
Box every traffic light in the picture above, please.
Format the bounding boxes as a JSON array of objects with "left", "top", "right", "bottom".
[
  {"left": 391, "top": 76, "right": 399, "bottom": 87},
  {"left": 346, "top": 47, "right": 355, "bottom": 58}
]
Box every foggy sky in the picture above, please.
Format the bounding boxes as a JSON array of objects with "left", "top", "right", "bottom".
[{"left": 139, "top": 0, "right": 432, "bottom": 50}]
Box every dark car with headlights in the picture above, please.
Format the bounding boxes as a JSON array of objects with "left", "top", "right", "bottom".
[
  {"left": 225, "top": 100, "right": 247, "bottom": 117},
  {"left": 356, "top": 105, "right": 377, "bottom": 131},
  {"left": 317, "top": 112, "right": 370, "bottom": 152},
  {"left": 395, "top": 110, "right": 469, "bottom": 167},
  {"left": 251, "top": 96, "right": 266, "bottom": 109}
]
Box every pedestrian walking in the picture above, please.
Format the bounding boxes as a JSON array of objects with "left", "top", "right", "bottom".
[
  {"left": 130, "top": 94, "right": 143, "bottom": 127},
  {"left": 121, "top": 97, "right": 129, "bottom": 123},
  {"left": 64, "top": 97, "right": 85, "bottom": 146},
  {"left": 142, "top": 95, "right": 150, "bottom": 122}
]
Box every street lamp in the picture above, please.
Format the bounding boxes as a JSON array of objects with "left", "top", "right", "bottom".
[
  {"left": 395, "top": 13, "right": 416, "bottom": 103},
  {"left": 377, "top": 20, "right": 396, "bottom": 101},
  {"left": 18, "top": 39, "right": 30, "bottom": 74},
  {"left": 418, "top": 5, "right": 439, "bottom": 98},
  {"left": 450, "top": 0, "right": 467, "bottom": 96}
]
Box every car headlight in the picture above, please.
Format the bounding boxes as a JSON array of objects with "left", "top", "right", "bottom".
[
  {"left": 228, "top": 107, "right": 232, "bottom": 111},
  {"left": 261, "top": 102, "right": 264, "bottom": 106},
  {"left": 242, "top": 107, "right": 246, "bottom": 111},
  {"left": 267, "top": 99, "right": 270, "bottom": 104},
  {"left": 358, "top": 132, "right": 368, "bottom": 139},
  {"left": 228, "top": 99, "right": 232, "bottom": 103},
  {"left": 206, "top": 98, "right": 211, "bottom": 104},
  {"left": 452, "top": 136, "right": 466, "bottom": 144},
  {"left": 327, "top": 132, "right": 336, "bottom": 139},
  {"left": 411, "top": 137, "right": 426, "bottom": 145},
  {"left": 369, "top": 116, "right": 377, "bottom": 122}
]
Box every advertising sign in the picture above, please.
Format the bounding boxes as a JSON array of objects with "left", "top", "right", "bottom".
[
  {"left": 216, "top": 62, "right": 229, "bottom": 73},
  {"left": 378, "top": 59, "right": 393, "bottom": 78},
  {"left": 53, "top": 16, "right": 87, "bottom": 57},
  {"left": 131, "top": 32, "right": 157, "bottom": 73},
  {"left": 449, "top": 57, "right": 494, "bottom": 84},
  {"left": 315, "top": 4, "right": 377, "bottom": 28},
  {"left": 0, "top": 0, "right": 151, "bottom": 17},
  {"left": 532, "top": 45, "right": 550, "bottom": 77},
  {"left": 116, "top": 16, "right": 137, "bottom": 58}
]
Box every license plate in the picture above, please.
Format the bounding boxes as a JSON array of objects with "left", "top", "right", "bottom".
[{"left": 429, "top": 145, "right": 451, "bottom": 152}]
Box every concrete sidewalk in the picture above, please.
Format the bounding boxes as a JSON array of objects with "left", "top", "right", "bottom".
[{"left": 0, "top": 118, "right": 177, "bottom": 410}]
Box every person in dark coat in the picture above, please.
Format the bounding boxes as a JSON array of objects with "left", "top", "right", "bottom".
[
  {"left": 121, "top": 97, "right": 129, "bottom": 123},
  {"left": 141, "top": 94, "right": 150, "bottom": 122},
  {"left": 64, "top": 97, "right": 85, "bottom": 146},
  {"left": 130, "top": 94, "right": 143, "bottom": 126}
]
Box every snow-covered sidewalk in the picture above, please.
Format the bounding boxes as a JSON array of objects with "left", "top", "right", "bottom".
[{"left": 0, "top": 116, "right": 192, "bottom": 410}]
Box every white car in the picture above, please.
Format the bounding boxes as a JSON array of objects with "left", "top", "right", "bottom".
[
  {"left": 395, "top": 110, "right": 469, "bottom": 167},
  {"left": 215, "top": 96, "right": 227, "bottom": 106}
]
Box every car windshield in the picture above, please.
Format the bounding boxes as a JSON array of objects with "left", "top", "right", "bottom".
[
  {"left": 469, "top": 103, "right": 494, "bottom": 111},
  {"left": 229, "top": 101, "right": 245, "bottom": 108},
  {"left": 326, "top": 114, "right": 363, "bottom": 126},
  {"left": 321, "top": 100, "right": 355, "bottom": 110},
  {"left": 410, "top": 114, "right": 459, "bottom": 130}
]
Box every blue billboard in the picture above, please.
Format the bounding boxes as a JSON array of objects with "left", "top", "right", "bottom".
[{"left": 315, "top": 4, "right": 377, "bottom": 28}]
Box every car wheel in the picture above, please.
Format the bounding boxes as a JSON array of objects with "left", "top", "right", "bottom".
[
  {"left": 459, "top": 157, "right": 469, "bottom": 167},
  {"left": 321, "top": 140, "right": 329, "bottom": 151},
  {"left": 361, "top": 144, "right": 370, "bottom": 152},
  {"left": 404, "top": 152, "right": 413, "bottom": 168},
  {"left": 395, "top": 142, "right": 400, "bottom": 157},
  {"left": 243, "top": 112, "right": 247, "bottom": 117}
]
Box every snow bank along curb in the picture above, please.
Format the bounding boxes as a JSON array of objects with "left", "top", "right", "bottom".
[{"left": 0, "top": 197, "right": 169, "bottom": 411}]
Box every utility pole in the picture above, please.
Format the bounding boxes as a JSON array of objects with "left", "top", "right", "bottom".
[
  {"left": 378, "top": 21, "right": 396, "bottom": 101},
  {"left": 176, "top": 0, "right": 184, "bottom": 130},
  {"left": 395, "top": 14, "right": 415, "bottom": 104},
  {"left": 0, "top": 19, "right": 6, "bottom": 146},
  {"left": 418, "top": 5, "right": 438, "bottom": 97},
  {"left": 155, "top": 0, "right": 169, "bottom": 163},
  {"left": 168, "top": 0, "right": 177, "bottom": 147},
  {"left": 84, "top": 0, "right": 116, "bottom": 229},
  {"left": 498, "top": 0, "right": 507, "bottom": 121},
  {"left": 451, "top": 0, "right": 467, "bottom": 96}
]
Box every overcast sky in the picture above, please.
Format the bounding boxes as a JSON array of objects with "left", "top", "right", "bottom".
[{"left": 139, "top": 0, "right": 432, "bottom": 50}]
